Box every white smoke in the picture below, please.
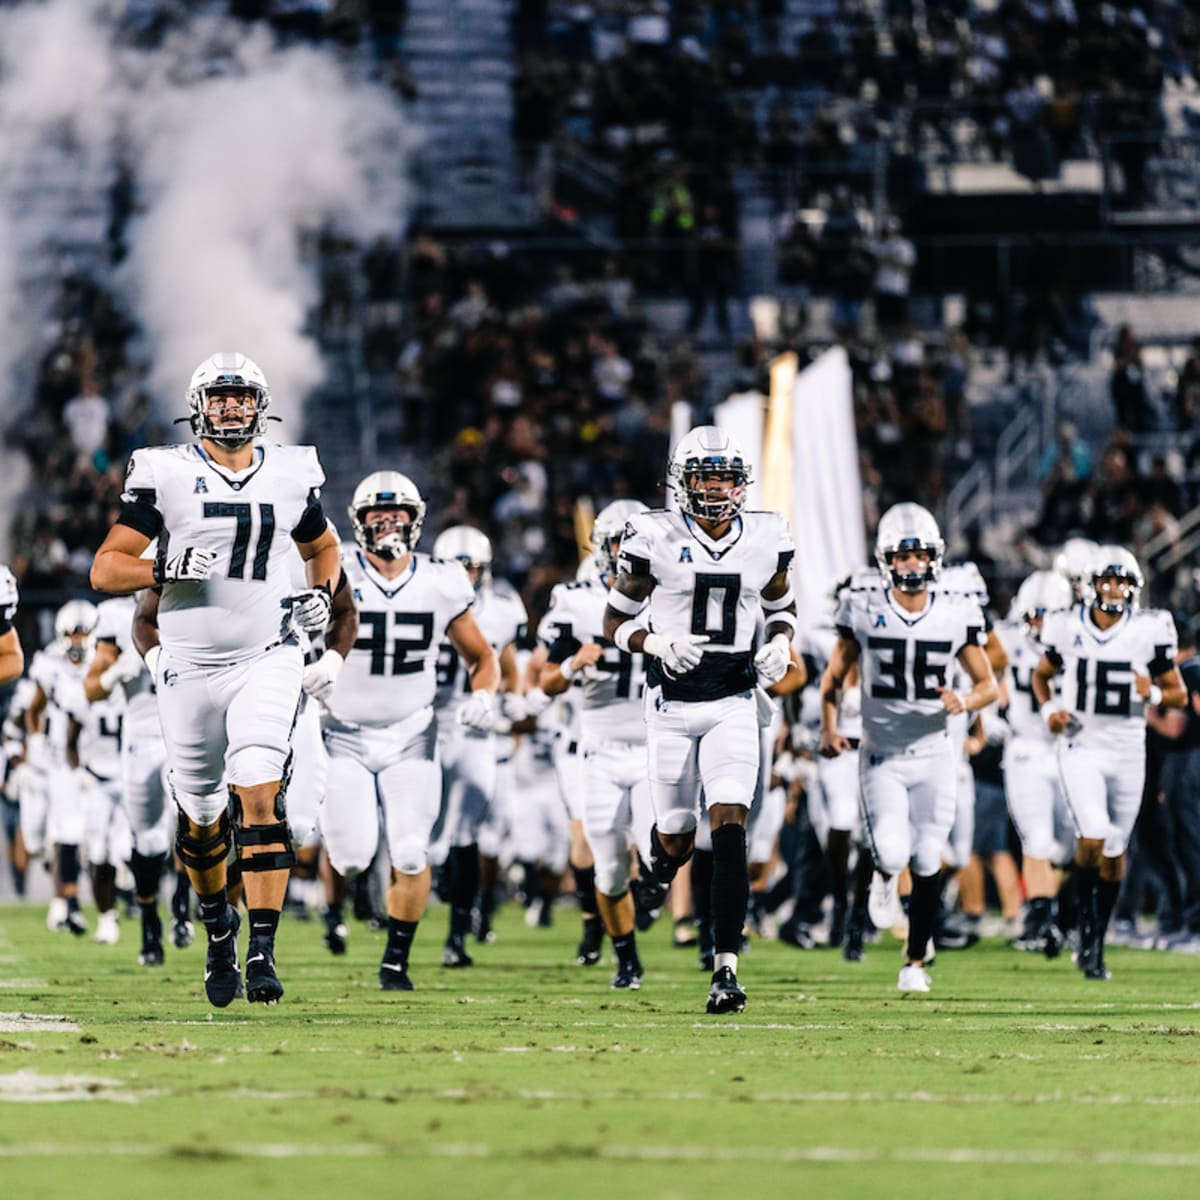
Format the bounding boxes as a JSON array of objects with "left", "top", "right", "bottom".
[{"left": 0, "top": 0, "right": 417, "bottom": 444}]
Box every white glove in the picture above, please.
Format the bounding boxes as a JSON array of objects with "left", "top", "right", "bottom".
[
  {"left": 754, "top": 634, "right": 792, "bottom": 686},
  {"left": 99, "top": 654, "right": 144, "bottom": 693},
  {"left": 523, "top": 687, "right": 552, "bottom": 717},
  {"left": 157, "top": 547, "right": 217, "bottom": 583},
  {"left": 303, "top": 649, "right": 344, "bottom": 702},
  {"left": 642, "top": 632, "right": 709, "bottom": 675},
  {"left": 288, "top": 585, "right": 333, "bottom": 634},
  {"left": 458, "top": 690, "right": 500, "bottom": 732}
]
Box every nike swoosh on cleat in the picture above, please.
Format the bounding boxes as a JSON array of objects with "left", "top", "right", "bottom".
[
  {"left": 380, "top": 963, "right": 405, "bottom": 973},
  {"left": 212, "top": 930, "right": 231, "bottom": 943},
  {"left": 246, "top": 954, "right": 266, "bottom": 965}
]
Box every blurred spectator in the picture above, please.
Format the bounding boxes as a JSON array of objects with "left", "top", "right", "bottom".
[
  {"left": 871, "top": 216, "right": 916, "bottom": 336},
  {"left": 1111, "top": 324, "right": 1153, "bottom": 432},
  {"left": 685, "top": 203, "right": 736, "bottom": 337}
]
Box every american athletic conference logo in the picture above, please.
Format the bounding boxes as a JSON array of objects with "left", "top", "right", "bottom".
[{"left": 162, "top": 668, "right": 179, "bottom": 688}]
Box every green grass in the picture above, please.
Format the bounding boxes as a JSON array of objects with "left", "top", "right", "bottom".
[{"left": 2, "top": 903, "right": 1200, "bottom": 1200}]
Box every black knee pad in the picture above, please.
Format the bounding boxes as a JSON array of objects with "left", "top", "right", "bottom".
[
  {"left": 230, "top": 784, "right": 296, "bottom": 873},
  {"left": 175, "top": 809, "right": 232, "bottom": 873},
  {"left": 649, "top": 824, "right": 694, "bottom": 884},
  {"left": 129, "top": 850, "right": 166, "bottom": 898}
]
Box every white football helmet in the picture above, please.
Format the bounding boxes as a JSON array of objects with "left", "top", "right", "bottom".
[
  {"left": 55, "top": 599, "right": 98, "bottom": 663},
  {"left": 874, "top": 503, "right": 944, "bottom": 593},
  {"left": 591, "top": 499, "right": 649, "bottom": 580},
  {"left": 1053, "top": 537, "right": 1100, "bottom": 602},
  {"left": 1012, "top": 570, "right": 1073, "bottom": 634},
  {"left": 434, "top": 526, "right": 493, "bottom": 588},
  {"left": 187, "top": 352, "right": 271, "bottom": 446},
  {"left": 348, "top": 471, "right": 425, "bottom": 560},
  {"left": 1090, "top": 545, "right": 1144, "bottom": 615},
  {"left": 667, "top": 426, "right": 753, "bottom": 521}
]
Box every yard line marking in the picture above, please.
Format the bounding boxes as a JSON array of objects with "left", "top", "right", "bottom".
[
  {"left": 0, "top": 1013, "right": 80, "bottom": 1034},
  {"left": 0, "top": 1142, "right": 1198, "bottom": 1167},
  {"left": 0, "top": 980, "right": 46, "bottom": 989}
]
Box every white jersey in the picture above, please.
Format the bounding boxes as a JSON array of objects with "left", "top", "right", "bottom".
[
  {"left": 537, "top": 577, "right": 648, "bottom": 744},
  {"left": 995, "top": 619, "right": 1053, "bottom": 743},
  {"left": 29, "top": 647, "right": 88, "bottom": 769},
  {"left": 92, "top": 596, "right": 161, "bottom": 741},
  {"left": 1040, "top": 604, "right": 1178, "bottom": 746},
  {"left": 0, "top": 563, "right": 17, "bottom": 630},
  {"left": 122, "top": 441, "right": 326, "bottom": 663},
  {"left": 328, "top": 547, "right": 475, "bottom": 728},
  {"left": 836, "top": 586, "right": 988, "bottom": 754},
  {"left": 61, "top": 679, "right": 123, "bottom": 782},
  {"left": 618, "top": 508, "right": 794, "bottom": 702},
  {"left": 938, "top": 561, "right": 992, "bottom": 754},
  {"left": 434, "top": 579, "right": 527, "bottom": 708},
  {"left": 799, "top": 618, "right": 863, "bottom": 740}
]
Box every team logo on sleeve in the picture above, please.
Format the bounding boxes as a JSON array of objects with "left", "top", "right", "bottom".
[
  {"left": 874, "top": 613, "right": 886, "bottom": 627},
  {"left": 679, "top": 547, "right": 693, "bottom": 563},
  {"left": 125, "top": 455, "right": 136, "bottom": 477},
  {"left": 194, "top": 477, "right": 209, "bottom": 494}
]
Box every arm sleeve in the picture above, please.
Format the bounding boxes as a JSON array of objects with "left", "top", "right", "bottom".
[
  {"left": 834, "top": 594, "right": 859, "bottom": 645},
  {"left": 773, "top": 514, "right": 796, "bottom": 576},
  {"left": 117, "top": 452, "right": 164, "bottom": 537},
  {"left": 445, "top": 562, "right": 476, "bottom": 625},
  {"left": 616, "top": 518, "right": 653, "bottom": 579},
  {"left": 1149, "top": 612, "right": 1179, "bottom": 677},
  {"left": 289, "top": 447, "right": 329, "bottom": 542}
]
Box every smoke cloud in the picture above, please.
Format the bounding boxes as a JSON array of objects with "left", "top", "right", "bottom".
[{"left": 0, "top": 0, "right": 417, "bottom": 437}]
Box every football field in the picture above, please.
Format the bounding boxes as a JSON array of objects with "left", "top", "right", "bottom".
[{"left": 2, "top": 903, "right": 1199, "bottom": 1200}]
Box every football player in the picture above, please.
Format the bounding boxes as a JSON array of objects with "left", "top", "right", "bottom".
[
  {"left": 603, "top": 426, "right": 797, "bottom": 1014},
  {"left": 26, "top": 601, "right": 100, "bottom": 936},
  {"left": 0, "top": 564, "right": 23, "bottom": 683},
  {"left": 1032, "top": 546, "right": 1186, "bottom": 980},
  {"left": 316, "top": 473, "right": 497, "bottom": 991},
  {"left": 1055, "top": 537, "right": 1100, "bottom": 603},
  {"left": 86, "top": 592, "right": 173, "bottom": 964},
  {"left": 431, "top": 526, "right": 526, "bottom": 967},
  {"left": 90, "top": 352, "right": 346, "bottom": 1007},
  {"left": 995, "top": 570, "right": 1075, "bottom": 955},
  {"left": 820, "top": 503, "right": 998, "bottom": 993},
  {"left": 539, "top": 499, "right": 652, "bottom": 988}
]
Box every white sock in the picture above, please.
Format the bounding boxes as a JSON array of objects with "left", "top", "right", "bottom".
[{"left": 714, "top": 951, "right": 738, "bottom": 974}]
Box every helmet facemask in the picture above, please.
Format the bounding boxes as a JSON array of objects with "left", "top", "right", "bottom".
[
  {"left": 191, "top": 384, "right": 268, "bottom": 448},
  {"left": 1091, "top": 569, "right": 1140, "bottom": 615},
  {"left": 672, "top": 459, "right": 749, "bottom": 522},
  {"left": 880, "top": 540, "right": 939, "bottom": 594},
  {"left": 354, "top": 504, "right": 423, "bottom": 561}
]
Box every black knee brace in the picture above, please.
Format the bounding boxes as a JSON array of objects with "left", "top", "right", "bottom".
[
  {"left": 230, "top": 784, "right": 296, "bottom": 873},
  {"left": 175, "top": 809, "right": 233, "bottom": 873},
  {"left": 649, "top": 824, "right": 694, "bottom": 885}
]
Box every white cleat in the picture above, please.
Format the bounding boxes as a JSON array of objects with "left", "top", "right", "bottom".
[
  {"left": 94, "top": 911, "right": 120, "bottom": 945},
  {"left": 867, "top": 872, "right": 900, "bottom": 931},
  {"left": 898, "top": 963, "right": 932, "bottom": 993},
  {"left": 46, "top": 897, "right": 68, "bottom": 932}
]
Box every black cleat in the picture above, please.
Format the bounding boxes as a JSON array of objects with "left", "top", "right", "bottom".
[
  {"left": 323, "top": 911, "right": 348, "bottom": 956},
  {"left": 779, "top": 919, "right": 816, "bottom": 950},
  {"left": 576, "top": 920, "right": 604, "bottom": 967},
  {"left": 65, "top": 911, "right": 88, "bottom": 937},
  {"left": 631, "top": 868, "right": 668, "bottom": 930},
  {"left": 379, "top": 960, "right": 414, "bottom": 991},
  {"left": 1083, "top": 948, "right": 1111, "bottom": 980},
  {"left": 442, "top": 937, "right": 474, "bottom": 968},
  {"left": 204, "top": 908, "right": 242, "bottom": 1008},
  {"left": 706, "top": 966, "right": 747, "bottom": 1014},
  {"left": 611, "top": 961, "right": 643, "bottom": 990},
  {"left": 245, "top": 939, "right": 284, "bottom": 1005},
  {"left": 172, "top": 917, "right": 195, "bottom": 950},
  {"left": 698, "top": 950, "right": 715, "bottom": 972}
]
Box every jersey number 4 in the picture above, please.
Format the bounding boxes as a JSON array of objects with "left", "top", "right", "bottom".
[
  {"left": 357, "top": 611, "right": 435, "bottom": 676},
  {"left": 203, "top": 502, "right": 275, "bottom": 581}
]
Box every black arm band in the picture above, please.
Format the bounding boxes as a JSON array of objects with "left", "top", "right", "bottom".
[
  {"left": 333, "top": 567, "right": 349, "bottom": 596},
  {"left": 1044, "top": 647, "right": 1063, "bottom": 669},
  {"left": 548, "top": 634, "right": 584, "bottom": 665},
  {"left": 0, "top": 617, "right": 11, "bottom": 636},
  {"left": 116, "top": 500, "right": 164, "bottom": 538},
  {"left": 291, "top": 497, "right": 328, "bottom": 544}
]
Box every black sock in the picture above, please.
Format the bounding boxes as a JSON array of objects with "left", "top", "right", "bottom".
[
  {"left": 57, "top": 843, "right": 80, "bottom": 887},
  {"left": 248, "top": 908, "right": 280, "bottom": 946},
  {"left": 129, "top": 850, "right": 166, "bottom": 903},
  {"left": 573, "top": 865, "right": 599, "bottom": 919},
  {"left": 385, "top": 917, "right": 418, "bottom": 968},
  {"left": 172, "top": 871, "right": 191, "bottom": 921},
  {"left": 521, "top": 861, "right": 539, "bottom": 906},
  {"left": 140, "top": 902, "right": 163, "bottom": 939},
  {"left": 907, "top": 872, "right": 942, "bottom": 963},
  {"left": 692, "top": 847, "right": 715, "bottom": 952},
  {"left": 612, "top": 930, "right": 640, "bottom": 970},
  {"left": 448, "top": 845, "right": 479, "bottom": 940},
  {"left": 197, "top": 889, "right": 230, "bottom": 931},
  {"left": 1096, "top": 878, "right": 1120, "bottom": 944},
  {"left": 710, "top": 825, "right": 748, "bottom": 956},
  {"left": 66, "top": 894, "right": 81, "bottom": 915},
  {"left": 1077, "top": 866, "right": 1100, "bottom": 950},
  {"left": 327, "top": 900, "right": 344, "bottom": 924}
]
